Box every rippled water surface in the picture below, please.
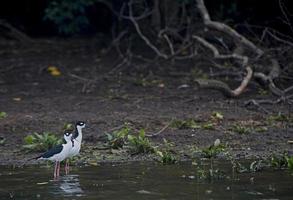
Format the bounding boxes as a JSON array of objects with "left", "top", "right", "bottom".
[{"left": 0, "top": 162, "right": 292, "bottom": 199}]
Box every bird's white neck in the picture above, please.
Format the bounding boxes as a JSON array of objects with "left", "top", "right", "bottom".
[{"left": 76, "top": 126, "right": 83, "bottom": 143}]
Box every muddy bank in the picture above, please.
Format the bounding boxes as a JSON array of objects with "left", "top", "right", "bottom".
[{"left": 0, "top": 39, "right": 292, "bottom": 166}]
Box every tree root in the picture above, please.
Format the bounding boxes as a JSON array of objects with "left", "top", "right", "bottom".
[{"left": 195, "top": 67, "right": 253, "bottom": 97}]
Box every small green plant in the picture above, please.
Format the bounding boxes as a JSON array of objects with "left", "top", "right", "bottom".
[
  {"left": 127, "top": 129, "right": 154, "bottom": 154},
  {"left": 0, "top": 137, "right": 5, "bottom": 145},
  {"left": 63, "top": 123, "right": 74, "bottom": 131},
  {"left": 258, "top": 88, "right": 269, "bottom": 95},
  {"left": 286, "top": 156, "right": 293, "bottom": 171},
  {"left": 201, "top": 144, "right": 226, "bottom": 158},
  {"left": 155, "top": 139, "right": 177, "bottom": 164},
  {"left": 23, "top": 132, "right": 62, "bottom": 152},
  {"left": 268, "top": 112, "right": 291, "bottom": 123},
  {"left": 106, "top": 125, "right": 130, "bottom": 149},
  {"left": 231, "top": 124, "right": 251, "bottom": 134},
  {"left": 202, "top": 122, "right": 215, "bottom": 130},
  {"left": 0, "top": 112, "right": 7, "bottom": 119},
  {"left": 171, "top": 119, "right": 200, "bottom": 129},
  {"left": 211, "top": 111, "right": 224, "bottom": 121},
  {"left": 270, "top": 153, "right": 291, "bottom": 169},
  {"left": 193, "top": 161, "right": 226, "bottom": 180}
]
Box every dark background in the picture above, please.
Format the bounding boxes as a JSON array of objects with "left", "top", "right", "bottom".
[{"left": 0, "top": 0, "right": 292, "bottom": 37}]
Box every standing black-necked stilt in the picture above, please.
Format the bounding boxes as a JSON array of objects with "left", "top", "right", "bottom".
[
  {"left": 35, "top": 131, "right": 73, "bottom": 178},
  {"left": 65, "top": 121, "right": 86, "bottom": 171}
]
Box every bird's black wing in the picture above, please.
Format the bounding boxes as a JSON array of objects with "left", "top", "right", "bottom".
[{"left": 37, "top": 145, "right": 63, "bottom": 159}]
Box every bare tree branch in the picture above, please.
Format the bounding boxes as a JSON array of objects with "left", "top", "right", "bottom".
[
  {"left": 128, "top": 1, "right": 168, "bottom": 59},
  {"left": 193, "top": 35, "right": 248, "bottom": 66},
  {"left": 195, "top": 0, "right": 264, "bottom": 57}
]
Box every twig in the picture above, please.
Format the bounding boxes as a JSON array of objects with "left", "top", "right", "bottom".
[
  {"left": 128, "top": 1, "right": 169, "bottom": 59},
  {"left": 146, "top": 122, "right": 171, "bottom": 137},
  {"left": 244, "top": 100, "right": 271, "bottom": 113}
]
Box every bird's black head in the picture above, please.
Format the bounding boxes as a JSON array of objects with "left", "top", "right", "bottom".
[
  {"left": 76, "top": 121, "right": 86, "bottom": 128},
  {"left": 63, "top": 131, "right": 72, "bottom": 142},
  {"left": 64, "top": 131, "right": 71, "bottom": 137}
]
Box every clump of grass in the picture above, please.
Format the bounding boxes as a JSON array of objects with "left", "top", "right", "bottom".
[
  {"left": 267, "top": 112, "right": 291, "bottom": 123},
  {"left": 201, "top": 122, "right": 215, "bottom": 130},
  {"left": 0, "top": 137, "right": 5, "bottom": 145},
  {"left": 211, "top": 111, "right": 224, "bottom": 121},
  {"left": 106, "top": 124, "right": 130, "bottom": 149},
  {"left": 191, "top": 139, "right": 226, "bottom": 159},
  {"left": 270, "top": 153, "right": 293, "bottom": 170},
  {"left": 201, "top": 142, "right": 226, "bottom": 159},
  {"left": 23, "top": 132, "right": 62, "bottom": 152},
  {"left": 0, "top": 112, "right": 7, "bottom": 119},
  {"left": 127, "top": 129, "right": 154, "bottom": 154},
  {"left": 170, "top": 119, "right": 200, "bottom": 129},
  {"left": 230, "top": 123, "right": 251, "bottom": 134},
  {"left": 155, "top": 138, "right": 177, "bottom": 164},
  {"left": 63, "top": 122, "right": 74, "bottom": 132},
  {"left": 191, "top": 160, "right": 226, "bottom": 180}
]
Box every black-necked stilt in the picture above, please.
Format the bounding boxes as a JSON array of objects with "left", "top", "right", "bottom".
[
  {"left": 36, "top": 131, "right": 73, "bottom": 178},
  {"left": 65, "top": 121, "right": 86, "bottom": 170}
]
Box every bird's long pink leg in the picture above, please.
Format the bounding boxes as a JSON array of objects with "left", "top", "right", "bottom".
[
  {"left": 54, "top": 161, "right": 58, "bottom": 178},
  {"left": 65, "top": 159, "right": 70, "bottom": 174},
  {"left": 57, "top": 161, "right": 60, "bottom": 177},
  {"left": 67, "top": 159, "right": 70, "bottom": 173}
]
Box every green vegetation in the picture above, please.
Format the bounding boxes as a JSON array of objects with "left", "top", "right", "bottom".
[
  {"left": 211, "top": 111, "right": 224, "bottom": 121},
  {"left": 201, "top": 139, "right": 226, "bottom": 158},
  {"left": 270, "top": 153, "right": 293, "bottom": 170},
  {"left": 0, "top": 112, "right": 7, "bottom": 119},
  {"left": 105, "top": 125, "right": 155, "bottom": 155},
  {"left": 63, "top": 123, "right": 74, "bottom": 131},
  {"left": 23, "top": 132, "right": 62, "bottom": 152},
  {"left": 0, "top": 137, "right": 5, "bottom": 145},
  {"left": 155, "top": 139, "right": 177, "bottom": 164},
  {"left": 134, "top": 76, "right": 164, "bottom": 88},
  {"left": 267, "top": 112, "right": 292, "bottom": 123},
  {"left": 106, "top": 125, "right": 130, "bottom": 149},
  {"left": 127, "top": 129, "right": 154, "bottom": 154},
  {"left": 201, "top": 122, "right": 215, "bottom": 130},
  {"left": 44, "top": 0, "right": 97, "bottom": 35},
  {"left": 170, "top": 119, "right": 200, "bottom": 129},
  {"left": 230, "top": 123, "right": 251, "bottom": 134}
]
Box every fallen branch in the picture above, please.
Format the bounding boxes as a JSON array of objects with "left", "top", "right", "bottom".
[{"left": 195, "top": 66, "right": 252, "bottom": 97}]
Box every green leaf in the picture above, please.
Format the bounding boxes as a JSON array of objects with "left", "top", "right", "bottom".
[{"left": 139, "top": 129, "right": 145, "bottom": 138}]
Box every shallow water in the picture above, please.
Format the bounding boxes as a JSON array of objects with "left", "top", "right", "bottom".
[{"left": 0, "top": 162, "right": 292, "bottom": 200}]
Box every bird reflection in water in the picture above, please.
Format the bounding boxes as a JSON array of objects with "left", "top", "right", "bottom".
[{"left": 50, "top": 174, "right": 84, "bottom": 197}]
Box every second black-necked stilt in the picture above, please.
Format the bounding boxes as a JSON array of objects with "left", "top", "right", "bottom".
[
  {"left": 35, "top": 131, "right": 73, "bottom": 178},
  {"left": 65, "top": 121, "right": 86, "bottom": 170}
]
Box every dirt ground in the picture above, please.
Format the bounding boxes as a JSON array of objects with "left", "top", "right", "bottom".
[{"left": 0, "top": 38, "right": 292, "bottom": 166}]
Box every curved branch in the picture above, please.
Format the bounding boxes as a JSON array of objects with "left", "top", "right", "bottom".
[
  {"left": 195, "top": 0, "right": 264, "bottom": 57},
  {"left": 195, "top": 67, "right": 253, "bottom": 97},
  {"left": 128, "top": 1, "right": 168, "bottom": 59},
  {"left": 193, "top": 35, "right": 248, "bottom": 66}
]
